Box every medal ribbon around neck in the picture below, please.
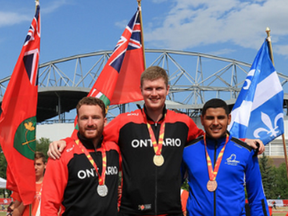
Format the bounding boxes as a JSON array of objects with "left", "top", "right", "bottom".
[
  {"left": 75, "top": 139, "right": 107, "bottom": 186},
  {"left": 204, "top": 134, "right": 229, "bottom": 181},
  {"left": 145, "top": 114, "right": 166, "bottom": 156}
]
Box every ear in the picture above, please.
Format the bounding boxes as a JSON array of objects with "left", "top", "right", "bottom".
[
  {"left": 166, "top": 85, "right": 170, "bottom": 95},
  {"left": 104, "top": 117, "right": 107, "bottom": 127},
  {"left": 200, "top": 115, "right": 204, "bottom": 126},
  {"left": 228, "top": 114, "right": 231, "bottom": 125}
]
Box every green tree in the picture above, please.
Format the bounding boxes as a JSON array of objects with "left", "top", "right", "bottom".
[
  {"left": 36, "top": 137, "right": 51, "bottom": 159},
  {"left": 181, "top": 179, "right": 189, "bottom": 191},
  {"left": 273, "top": 163, "right": 288, "bottom": 199},
  {"left": 0, "top": 146, "right": 7, "bottom": 179},
  {"left": 259, "top": 153, "right": 276, "bottom": 199},
  {"left": 0, "top": 146, "right": 9, "bottom": 197}
]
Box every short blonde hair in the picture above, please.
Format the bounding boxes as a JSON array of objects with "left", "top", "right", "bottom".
[{"left": 140, "top": 66, "right": 168, "bottom": 87}]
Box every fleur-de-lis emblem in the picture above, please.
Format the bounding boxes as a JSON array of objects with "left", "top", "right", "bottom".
[
  {"left": 243, "top": 69, "right": 255, "bottom": 90},
  {"left": 254, "top": 112, "right": 283, "bottom": 138}
]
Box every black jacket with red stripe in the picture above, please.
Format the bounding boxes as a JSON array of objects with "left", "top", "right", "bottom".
[
  {"left": 41, "top": 134, "right": 120, "bottom": 216},
  {"left": 103, "top": 107, "right": 204, "bottom": 215}
]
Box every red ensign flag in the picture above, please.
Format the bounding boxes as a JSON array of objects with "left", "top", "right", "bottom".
[{"left": 0, "top": 3, "right": 40, "bottom": 205}]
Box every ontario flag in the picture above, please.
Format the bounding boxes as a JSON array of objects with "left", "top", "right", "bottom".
[
  {"left": 89, "top": 6, "right": 145, "bottom": 107},
  {"left": 72, "top": 7, "right": 145, "bottom": 137},
  {"left": 0, "top": 2, "right": 40, "bottom": 205}
]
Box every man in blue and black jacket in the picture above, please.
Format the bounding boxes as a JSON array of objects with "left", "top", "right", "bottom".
[{"left": 181, "top": 98, "right": 269, "bottom": 216}]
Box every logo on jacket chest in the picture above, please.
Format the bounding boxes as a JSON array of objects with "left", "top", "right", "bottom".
[
  {"left": 225, "top": 154, "right": 240, "bottom": 166},
  {"left": 77, "top": 166, "right": 118, "bottom": 180},
  {"left": 131, "top": 138, "right": 182, "bottom": 148}
]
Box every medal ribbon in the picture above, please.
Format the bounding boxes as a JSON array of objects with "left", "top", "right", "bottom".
[
  {"left": 204, "top": 134, "right": 229, "bottom": 181},
  {"left": 75, "top": 139, "right": 107, "bottom": 185},
  {"left": 145, "top": 114, "right": 166, "bottom": 156}
]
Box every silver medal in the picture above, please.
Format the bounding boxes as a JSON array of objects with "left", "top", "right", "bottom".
[{"left": 97, "top": 184, "right": 108, "bottom": 197}]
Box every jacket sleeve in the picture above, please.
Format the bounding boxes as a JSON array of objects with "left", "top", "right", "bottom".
[
  {"left": 41, "top": 156, "right": 69, "bottom": 216},
  {"left": 245, "top": 153, "right": 270, "bottom": 216},
  {"left": 103, "top": 115, "right": 120, "bottom": 144},
  {"left": 187, "top": 117, "right": 204, "bottom": 142}
]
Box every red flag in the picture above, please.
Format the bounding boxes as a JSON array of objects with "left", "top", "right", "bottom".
[
  {"left": 0, "top": 3, "right": 40, "bottom": 205},
  {"left": 71, "top": 7, "right": 145, "bottom": 138},
  {"left": 89, "top": 7, "right": 145, "bottom": 106}
]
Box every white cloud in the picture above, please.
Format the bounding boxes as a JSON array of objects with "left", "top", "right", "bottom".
[
  {"left": 145, "top": 0, "right": 288, "bottom": 56},
  {"left": 41, "top": 0, "right": 71, "bottom": 14},
  {"left": 0, "top": 0, "right": 70, "bottom": 28},
  {"left": 0, "top": 12, "right": 30, "bottom": 27},
  {"left": 115, "top": 20, "right": 128, "bottom": 29}
]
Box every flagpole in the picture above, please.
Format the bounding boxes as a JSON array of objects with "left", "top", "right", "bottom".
[
  {"left": 266, "top": 27, "right": 288, "bottom": 180},
  {"left": 35, "top": 0, "right": 39, "bottom": 11},
  {"left": 137, "top": 0, "right": 147, "bottom": 69}
]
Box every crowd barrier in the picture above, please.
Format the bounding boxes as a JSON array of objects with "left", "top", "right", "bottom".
[
  {"left": 0, "top": 198, "right": 12, "bottom": 205},
  {"left": 267, "top": 199, "right": 288, "bottom": 207}
]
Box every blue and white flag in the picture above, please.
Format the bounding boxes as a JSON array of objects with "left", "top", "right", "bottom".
[{"left": 228, "top": 40, "right": 284, "bottom": 145}]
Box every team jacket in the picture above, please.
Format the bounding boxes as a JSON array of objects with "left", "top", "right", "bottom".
[
  {"left": 181, "top": 135, "right": 270, "bottom": 216},
  {"left": 41, "top": 134, "right": 121, "bottom": 216},
  {"left": 103, "top": 107, "right": 204, "bottom": 215}
]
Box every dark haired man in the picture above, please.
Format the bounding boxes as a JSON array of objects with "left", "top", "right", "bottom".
[
  {"left": 182, "top": 98, "right": 269, "bottom": 216},
  {"left": 41, "top": 97, "right": 120, "bottom": 216}
]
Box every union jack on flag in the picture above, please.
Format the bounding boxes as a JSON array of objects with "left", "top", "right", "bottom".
[
  {"left": 71, "top": 7, "right": 145, "bottom": 138},
  {"left": 110, "top": 10, "right": 142, "bottom": 73}
]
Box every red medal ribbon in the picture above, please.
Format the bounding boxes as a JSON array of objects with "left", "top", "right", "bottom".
[
  {"left": 75, "top": 139, "right": 107, "bottom": 185},
  {"left": 204, "top": 134, "right": 229, "bottom": 181},
  {"left": 144, "top": 112, "right": 166, "bottom": 156}
]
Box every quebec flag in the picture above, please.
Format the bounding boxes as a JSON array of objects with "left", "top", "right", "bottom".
[{"left": 228, "top": 40, "right": 284, "bottom": 145}]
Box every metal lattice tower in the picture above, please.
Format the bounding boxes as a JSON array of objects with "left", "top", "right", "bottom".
[{"left": 1, "top": 49, "right": 288, "bottom": 121}]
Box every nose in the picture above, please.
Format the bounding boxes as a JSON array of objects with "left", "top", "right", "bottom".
[
  {"left": 151, "top": 88, "right": 157, "bottom": 96},
  {"left": 88, "top": 118, "right": 92, "bottom": 125},
  {"left": 212, "top": 118, "right": 219, "bottom": 125}
]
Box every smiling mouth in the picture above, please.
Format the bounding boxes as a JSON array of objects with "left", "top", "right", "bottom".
[{"left": 211, "top": 128, "right": 221, "bottom": 132}]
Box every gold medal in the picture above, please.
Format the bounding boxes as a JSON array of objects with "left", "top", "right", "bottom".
[
  {"left": 153, "top": 154, "right": 164, "bottom": 166},
  {"left": 207, "top": 180, "right": 217, "bottom": 192}
]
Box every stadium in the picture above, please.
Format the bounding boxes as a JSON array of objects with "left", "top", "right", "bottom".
[{"left": 1, "top": 48, "right": 288, "bottom": 166}]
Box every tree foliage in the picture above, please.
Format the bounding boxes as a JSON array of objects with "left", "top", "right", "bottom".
[
  {"left": 273, "top": 163, "right": 288, "bottom": 198},
  {"left": 259, "top": 153, "right": 277, "bottom": 198},
  {"left": 36, "top": 137, "right": 51, "bottom": 159}
]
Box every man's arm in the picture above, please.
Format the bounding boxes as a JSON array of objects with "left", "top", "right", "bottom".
[
  {"left": 47, "top": 140, "right": 67, "bottom": 159},
  {"left": 245, "top": 152, "right": 269, "bottom": 215},
  {"left": 41, "top": 157, "right": 68, "bottom": 215},
  {"left": 12, "top": 200, "right": 25, "bottom": 216},
  {"left": 47, "top": 137, "right": 74, "bottom": 159},
  {"left": 245, "top": 139, "right": 265, "bottom": 155}
]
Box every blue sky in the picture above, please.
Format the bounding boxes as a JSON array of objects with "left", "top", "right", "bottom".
[{"left": 1, "top": 0, "right": 288, "bottom": 82}]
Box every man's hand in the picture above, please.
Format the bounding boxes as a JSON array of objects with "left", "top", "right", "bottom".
[
  {"left": 245, "top": 139, "right": 265, "bottom": 154},
  {"left": 47, "top": 140, "right": 67, "bottom": 159}
]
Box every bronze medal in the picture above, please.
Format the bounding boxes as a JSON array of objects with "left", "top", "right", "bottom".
[
  {"left": 153, "top": 154, "right": 164, "bottom": 166},
  {"left": 97, "top": 184, "right": 108, "bottom": 197},
  {"left": 207, "top": 180, "right": 217, "bottom": 192}
]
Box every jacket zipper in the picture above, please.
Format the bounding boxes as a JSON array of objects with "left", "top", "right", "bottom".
[
  {"left": 214, "top": 141, "right": 217, "bottom": 216},
  {"left": 154, "top": 122, "right": 158, "bottom": 215}
]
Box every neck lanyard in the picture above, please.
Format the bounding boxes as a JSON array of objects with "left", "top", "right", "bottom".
[
  {"left": 204, "top": 134, "right": 229, "bottom": 191},
  {"left": 144, "top": 110, "right": 166, "bottom": 166},
  {"left": 75, "top": 139, "right": 108, "bottom": 196}
]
